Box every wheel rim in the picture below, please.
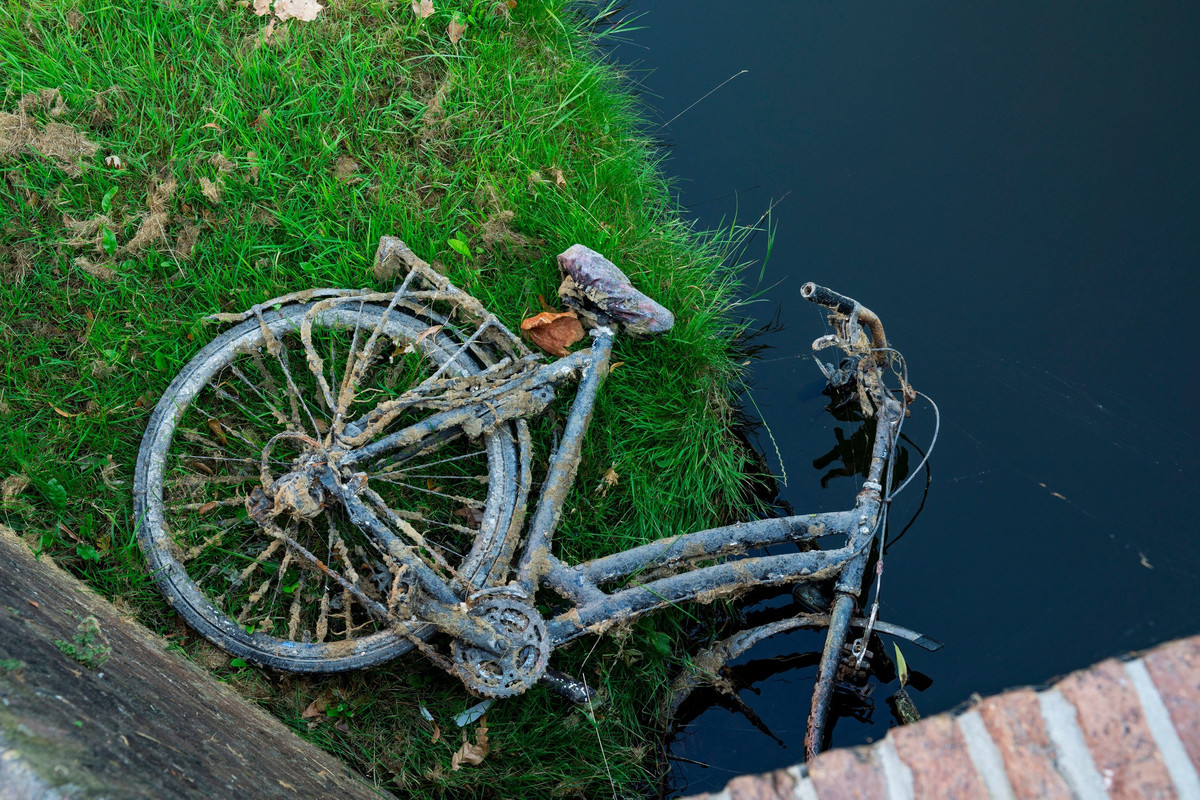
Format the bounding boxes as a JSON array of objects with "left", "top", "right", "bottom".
[{"left": 135, "top": 302, "right": 520, "bottom": 671}]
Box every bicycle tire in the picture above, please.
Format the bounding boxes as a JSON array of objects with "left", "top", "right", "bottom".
[{"left": 134, "top": 300, "right": 524, "bottom": 672}]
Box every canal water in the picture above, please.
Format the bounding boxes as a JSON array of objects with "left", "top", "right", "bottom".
[{"left": 604, "top": 2, "right": 1200, "bottom": 795}]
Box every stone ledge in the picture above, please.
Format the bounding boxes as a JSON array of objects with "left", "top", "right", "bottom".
[{"left": 0, "top": 526, "right": 395, "bottom": 800}]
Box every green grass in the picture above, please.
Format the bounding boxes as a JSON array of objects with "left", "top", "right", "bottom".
[{"left": 0, "top": 0, "right": 758, "bottom": 796}]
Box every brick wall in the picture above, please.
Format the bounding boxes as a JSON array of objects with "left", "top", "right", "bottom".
[{"left": 685, "top": 636, "right": 1200, "bottom": 800}]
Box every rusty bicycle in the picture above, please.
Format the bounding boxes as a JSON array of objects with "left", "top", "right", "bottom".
[{"left": 133, "top": 236, "right": 938, "bottom": 756}]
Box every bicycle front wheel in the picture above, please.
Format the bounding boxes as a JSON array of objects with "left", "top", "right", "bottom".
[{"left": 134, "top": 300, "right": 525, "bottom": 672}]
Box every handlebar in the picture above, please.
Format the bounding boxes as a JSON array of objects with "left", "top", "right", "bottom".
[{"left": 802, "top": 281, "right": 889, "bottom": 366}]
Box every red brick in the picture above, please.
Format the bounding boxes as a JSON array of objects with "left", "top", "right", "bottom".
[
  {"left": 725, "top": 768, "right": 795, "bottom": 800},
  {"left": 1056, "top": 658, "right": 1175, "bottom": 799},
  {"left": 808, "top": 746, "right": 886, "bottom": 800},
  {"left": 891, "top": 714, "right": 988, "bottom": 799},
  {"left": 1142, "top": 637, "right": 1200, "bottom": 770},
  {"left": 976, "top": 689, "right": 1074, "bottom": 800}
]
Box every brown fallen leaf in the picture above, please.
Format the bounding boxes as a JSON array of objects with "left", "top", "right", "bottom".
[
  {"left": 197, "top": 501, "right": 219, "bottom": 515},
  {"left": 252, "top": 0, "right": 270, "bottom": 13},
  {"left": 28, "top": 600, "right": 39, "bottom": 609},
  {"left": 274, "top": 0, "right": 322, "bottom": 21},
  {"left": 256, "top": 15, "right": 278, "bottom": 46},
  {"left": 608, "top": 361, "right": 624, "bottom": 374},
  {"left": 206, "top": 418, "right": 229, "bottom": 446},
  {"left": 52, "top": 406, "right": 81, "bottom": 418},
  {"left": 202, "top": 122, "right": 224, "bottom": 131},
  {"left": 450, "top": 717, "right": 489, "bottom": 771},
  {"left": 301, "top": 690, "right": 332, "bottom": 719},
  {"left": 597, "top": 465, "right": 618, "bottom": 497},
  {"left": 104, "top": 154, "right": 124, "bottom": 169},
  {"left": 520, "top": 310, "right": 584, "bottom": 357},
  {"left": 430, "top": 722, "right": 441, "bottom": 743},
  {"left": 453, "top": 505, "right": 484, "bottom": 529},
  {"left": 415, "top": 325, "right": 443, "bottom": 344},
  {"left": 411, "top": 0, "right": 434, "bottom": 18},
  {"left": 550, "top": 167, "right": 566, "bottom": 188},
  {"left": 447, "top": 13, "right": 466, "bottom": 44}
]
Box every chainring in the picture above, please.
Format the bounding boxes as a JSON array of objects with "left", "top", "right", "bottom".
[{"left": 451, "top": 587, "right": 549, "bottom": 699}]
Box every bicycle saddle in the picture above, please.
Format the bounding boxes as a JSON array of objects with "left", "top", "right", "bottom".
[{"left": 556, "top": 244, "right": 674, "bottom": 336}]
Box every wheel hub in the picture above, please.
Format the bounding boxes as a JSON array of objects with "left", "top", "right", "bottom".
[{"left": 269, "top": 469, "right": 327, "bottom": 520}]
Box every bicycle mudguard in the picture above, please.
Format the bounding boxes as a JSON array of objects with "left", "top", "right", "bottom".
[{"left": 556, "top": 244, "right": 674, "bottom": 336}]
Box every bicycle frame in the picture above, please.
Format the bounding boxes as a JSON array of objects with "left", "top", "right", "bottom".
[
  {"left": 152, "top": 238, "right": 937, "bottom": 759},
  {"left": 304, "top": 272, "right": 922, "bottom": 757}
]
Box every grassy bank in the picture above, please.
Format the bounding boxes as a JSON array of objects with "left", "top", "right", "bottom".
[{"left": 0, "top": 0, "right": 755, "bottom": 795}]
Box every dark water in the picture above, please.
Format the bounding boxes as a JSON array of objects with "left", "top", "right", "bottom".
[{"left": 604, "top": 2, "right": 1200, "bottom": 794}]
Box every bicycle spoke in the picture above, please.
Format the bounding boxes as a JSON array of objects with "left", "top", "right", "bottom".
[
  {"left": 368, "top": 476, "right": 485, "bottom": 507},
  {"left": 255, "top": 308, "right": 323, "bottom": 438},
  {"left": 228, "top": 364, "right": 292, "bottom": 430}
]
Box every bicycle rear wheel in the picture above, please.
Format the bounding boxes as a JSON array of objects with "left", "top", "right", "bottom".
[{"left": 134, "top": 300, "right": 524, "bottom": 672}]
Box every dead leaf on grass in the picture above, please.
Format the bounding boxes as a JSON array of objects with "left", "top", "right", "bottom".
[
  {"left": 274, "top": 0, "right": 322, "bottom": 21},
  {"left": 104, "top": 154, "right": 124, "bottom": 169},
  {"left": 597, "top": 465, "right": 618, "bottom": 496},
  {"left": 245, "top": 15, "right": 278, "bottom": 49},
  {"left": 452, "top": 505, "right": 484, "bottom": 529},
  {"left": 450, "top": 717, "right": 489, "bottom": 771},
  {"left": 550, "top": 167, "right": 566, "bottom": 188},
  {"left": 202, "top": 122, "right": 224, "bottom": 132},
  {"left": 447, "top": 13, "right": 466, "bottom": 45},
  {"left": 200, "top": 177, "right": 224, "bottom": 204},
  {"left": 411, "top": 0, "right": 434, "bottom": 18},
  {"left": 252, "top": 0, "right": 270, "bottom": 14},
  {"left": 520, "top": 310, "right": 584, "bottom": 357}
]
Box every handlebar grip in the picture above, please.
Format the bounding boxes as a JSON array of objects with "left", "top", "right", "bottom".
[{"left": 801, "top": 282, "right": 889, "bottom": 362}]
